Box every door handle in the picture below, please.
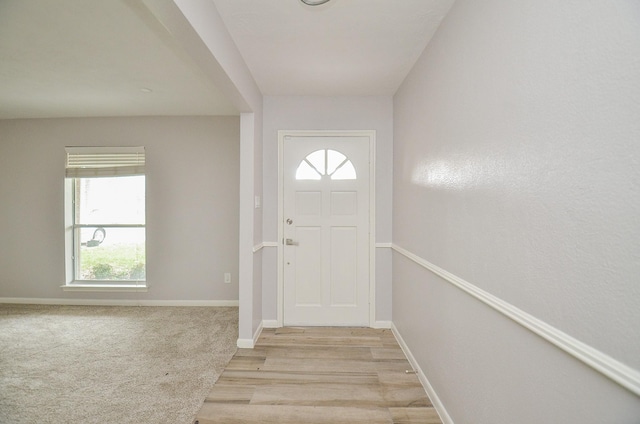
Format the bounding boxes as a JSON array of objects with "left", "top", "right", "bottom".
[{"left": 285, "top": 238, "right": 298, "bottom": 246}]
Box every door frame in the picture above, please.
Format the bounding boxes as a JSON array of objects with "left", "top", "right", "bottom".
[{"left": 277, "top": 130, "right": 376, "bottom": 327}]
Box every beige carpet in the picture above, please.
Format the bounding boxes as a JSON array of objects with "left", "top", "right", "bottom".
[{"left": 0, "top": 304, "right": 238, "bottom": 424}]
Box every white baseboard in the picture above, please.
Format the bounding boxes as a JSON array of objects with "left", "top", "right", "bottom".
[
  {"left": 236, "top": 338, "right": 254, "bottom": 348},
  {"left": 372, "top": 320, "right": 392, "bottom": 329},
  {"left": 391, "top": 323, "right": 454, "bottom": 424},
  {"left": 0, "top": 297, "right": 239, "bottom": 307},
  {"left": 253, "top": 320, "right": 390, "bottom": 329},
  {"left": 262, "top": 319, "right": 279, "bottom": 328},
  {"left": 237, "top": 320, "right": 264, "bottom": 348}
]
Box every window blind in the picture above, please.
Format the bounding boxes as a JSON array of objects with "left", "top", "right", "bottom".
[{"left": 65, "top": 146, "right": 145, "bottom": 178}]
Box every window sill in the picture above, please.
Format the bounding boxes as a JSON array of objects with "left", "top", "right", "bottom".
[{"left": 61, "top": 284, "right": 148, "bottom": 292}]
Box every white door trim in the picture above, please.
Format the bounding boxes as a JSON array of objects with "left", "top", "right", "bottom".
[{"left": 277, "top": 130, "right": 376, "bottom": 327}]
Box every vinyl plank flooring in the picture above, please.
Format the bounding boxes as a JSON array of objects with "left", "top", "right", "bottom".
[
  {"left": 261, "top": 356, "right": 411, "bottom": 374},
  {"left": 216, "top": 369, "right": 381, "bottom": 386},
  {"left": 389, "top": 407, "right": 442, "bottom": 424},
  {"left": 380, "top": 385, "right": 433, "bottom": 407},
  {"left": 196, "top": 404, "right": 393, "bottom": 424},
  {"left": 260, "top": 345, "right": 375, "bottom": 360},
  {"left": 205, "top": 384, "right": 255, "bottom": 404},
  {"left": 223, "top": 356, "right": 265, "bottom": 370},
  {"left": 234, "top": 348, "right": 267, "bottom": 358},
  {"left": 371, "top": 347, "right": 408, "bottom": 360},
  {"left": 256, "top": 334, "right": 385, "bottom": 348},
  {"left": 249, "top": 382, "right": 386, "bottom": 407},
  {"left": 194, "top": 327, "right": 442, "bottom": 424},
  {"left": 250, "top": 382, "right": 431, "bottom": 408},
  {"left": 378, "top": 371, "right": 423, "bottom": 386}
]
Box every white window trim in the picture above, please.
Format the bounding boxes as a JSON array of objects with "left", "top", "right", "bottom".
[
  {"left": 63, "top": 147, "right": 147, "bottom": 290},
  {"left": 61, "top": 284, "right": 148, "bottom": 292}
]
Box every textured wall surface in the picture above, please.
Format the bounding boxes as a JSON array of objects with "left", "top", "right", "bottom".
[
  {"left": 393, "top": 0, "right": 640, "bottom": 422},
  {"left": 0, "top": 116, "right": 240, "bottom": 302}
]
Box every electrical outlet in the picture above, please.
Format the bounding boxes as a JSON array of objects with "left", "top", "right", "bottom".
[{"left": 224, "top": 272, "right": 231, "bottom": 284}]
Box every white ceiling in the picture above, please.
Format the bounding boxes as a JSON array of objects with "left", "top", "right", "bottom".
[
  {"left": 214, "top": 0, "right": 454, "bottom": 96},
  {"left": 0, "top": 0, "right": 238, "bottom": 119},
  {"left": 0, "top": 0, "right": 453, "bottom": 120}
]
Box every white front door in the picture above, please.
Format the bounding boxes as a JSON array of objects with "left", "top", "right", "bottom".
[{"left": 282, "top": 134, "right": 371, "bottom": 326}]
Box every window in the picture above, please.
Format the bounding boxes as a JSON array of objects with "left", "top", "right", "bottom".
[
  {"left": 295, "top": 149, "right": 357, "bottom": 180},
  {"left": 64, "top": 147, "right": 146, "bottom": 287}
]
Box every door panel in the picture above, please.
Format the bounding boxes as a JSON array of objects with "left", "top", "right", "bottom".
[
  {"left": 331, "top": 191, "right": 357, "bottom": 216},
  {"left": 294, "top": 226, "right": 322, "bottom": 306},
  {"left": 330, "top": 226, "right": 357, "bottom": 306},
  {"left": 283, "top": 136, "right": 370, "bottom": 326},
  {"left": 295, "top": 191, "right": 322, "bottom": 216}
]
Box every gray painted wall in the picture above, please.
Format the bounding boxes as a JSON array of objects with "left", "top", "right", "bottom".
[
  {"left": 392, "top": 0, "right": 640, "bottom": 422},
  {"left": 0, "top": 116, "right": 240, "bottom": 302}
]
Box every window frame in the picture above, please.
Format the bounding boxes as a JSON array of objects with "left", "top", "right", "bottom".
[
  {"left": 63, "top": 147, "right": 147, "bottom": 291},
  {"left": 295, "top": 148, "right": 357, "bottom": 181}
]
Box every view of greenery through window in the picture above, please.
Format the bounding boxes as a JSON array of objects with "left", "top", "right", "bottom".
[
  {"left": 78, "top": 230, "right": 145, "bottom": 280},
  {"left": 75, "top": 176, "right": 145, "bottom": 281}
]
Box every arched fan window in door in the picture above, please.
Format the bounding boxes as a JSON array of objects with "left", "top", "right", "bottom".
[{"left": 295, "top": 149, "right": 357, "bottom": 180}]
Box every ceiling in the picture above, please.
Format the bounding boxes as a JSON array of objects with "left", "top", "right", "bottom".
[
  {"left": 0, "top": 0, "right": 453, "bottom": 120},
  {"left": 214, "top": 0, "right": 454, "bottom": 96},
  {"left": 0, "top": 0, "right": 237, "bottom": 119}
]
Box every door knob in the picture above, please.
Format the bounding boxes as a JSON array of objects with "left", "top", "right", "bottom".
[{"left": 285, "top": 238, "right": 298, "bottom": 246}]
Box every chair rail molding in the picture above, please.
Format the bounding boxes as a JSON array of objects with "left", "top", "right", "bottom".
[
  {"left": 391, "top": 243, "right": 640, "bottom": 398},
  {"left": 252, "top": 241, "right": 278, "bottom": 253}
]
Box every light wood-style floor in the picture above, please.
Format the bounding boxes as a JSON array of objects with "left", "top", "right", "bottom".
[{"left": 194, "top": 327, "right": 442, "bottom": 424}]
